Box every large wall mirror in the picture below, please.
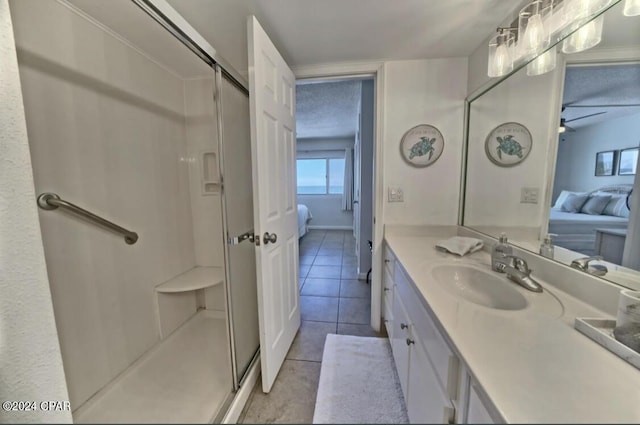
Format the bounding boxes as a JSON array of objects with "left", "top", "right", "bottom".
[{"left": 462, "top": 0, "right": 640, "bottom": 291}]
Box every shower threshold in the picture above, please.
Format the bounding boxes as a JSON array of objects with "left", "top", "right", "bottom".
[{"left": 73, "top": 310, "right": 232, "bottom": 423}]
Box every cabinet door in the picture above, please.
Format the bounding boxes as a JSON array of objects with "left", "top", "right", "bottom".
[
  {"left": 408, "top": 338, "right": 455, "bottom": 424},
  {"left": 391, "top": 291, "right": 410, "bottom": 399},
  {"left": 396, "top": 265, "right": 455, "bottom": 395},
  {"left": 467, "top": 384, "right": 495, "bottom": 424}
]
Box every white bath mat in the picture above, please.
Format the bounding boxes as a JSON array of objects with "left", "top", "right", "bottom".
[{"left": 313, "top": 334, "right": 409, "bottom": 424}]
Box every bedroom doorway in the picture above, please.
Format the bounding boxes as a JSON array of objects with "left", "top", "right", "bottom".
[
  {"left": 551, "top": 62, "right": 640, "bottom": 272},
  {"left": 295, "top": 75, "right": 377, "bottom": 331}
]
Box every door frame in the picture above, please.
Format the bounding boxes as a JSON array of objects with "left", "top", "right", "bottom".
[{"left": 294, "top": 62, "right": 385, "bottom": 332}]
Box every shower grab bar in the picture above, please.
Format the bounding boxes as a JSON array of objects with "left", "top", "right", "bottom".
[{"left": 37, "top": 192, "right": 139, "bottom": 245}]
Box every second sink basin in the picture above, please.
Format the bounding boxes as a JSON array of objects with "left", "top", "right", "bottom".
[{"left": 431, "top": 264, "right": 528, "bottom": 311}]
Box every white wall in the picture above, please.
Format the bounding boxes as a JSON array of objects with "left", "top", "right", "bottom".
[
  {"left": 297, "top": 137, "right": 354, "bottom": 229},
  {"left": 382, "top": 58, "right": 468, "bottom": 225},
  {"left": 10, "top": 0, "right": 198, "bottom": 408},
  {"left": 0, "top": 0, "right": 71, "bottom": 422},
  {"left": 552, "top": 112, "right": 639, "bottom": 201}
]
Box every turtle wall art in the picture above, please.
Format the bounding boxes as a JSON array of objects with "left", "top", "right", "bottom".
[
  {"left": 400, "top": 124, "right": 445, "bottom": 167},
  {"left": 484, "top": 122, "right": 532, "bottom": 167}
]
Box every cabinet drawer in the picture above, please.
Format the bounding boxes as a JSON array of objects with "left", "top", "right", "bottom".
[{"left": 395, "top": 264, "right": 457, "bottom": 399}]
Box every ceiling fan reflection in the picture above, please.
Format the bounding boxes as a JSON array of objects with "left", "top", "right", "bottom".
[{"left": 559, "top": 111, "right": 607, "bottom": 133}]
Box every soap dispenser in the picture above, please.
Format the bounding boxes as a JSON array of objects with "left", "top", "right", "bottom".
[
  {"left": 491, "top": 233, "right": 513, "bottom": 271},
  {"left": 493, "top": 233, "right": 513, "bottom": 257},
  {"left": 539, "top": 234, "right": 556, "bottom": 259}
]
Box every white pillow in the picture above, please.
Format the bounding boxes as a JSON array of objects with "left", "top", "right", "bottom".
[
  {"left": 553, "top": 190, "right": 585, "bottom": 210},
  {"left": 603, "top": 195, "right": 630, "bottom": 218}
]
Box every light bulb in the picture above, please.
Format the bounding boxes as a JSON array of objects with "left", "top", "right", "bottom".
[
  {"left": 527, "top": 46, "right": 557, "bottom": 76},
  {"left": 494, "top": 43, "right": 513, "bottom": 76},
  {"left": 523, "top": 14, "right": 547, "bottom": 54},
  {"left": 562, "top": 15, "right": 603, "bottom": 53},
  {"left": 624, "top": 0, "right": 640, "bottom": 16},
  {"left": 487, "top": 31, "right": 515, "bottom": 77}
]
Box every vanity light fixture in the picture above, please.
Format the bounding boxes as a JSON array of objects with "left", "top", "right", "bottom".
[
  {"left": 519, "top": 0, "right": 553, "bottom": 58},
  {"left": 485, "top": 0, "right": 626, "bottom": 78},
  {"left": 624, "top": 0, "right": 640, "bottom": 15},
  {"left": 487, "top": 27, "right": 517, "bottom": 77},
  {"left": 527, "top": 45, "right": 557, "bottom": 75}
]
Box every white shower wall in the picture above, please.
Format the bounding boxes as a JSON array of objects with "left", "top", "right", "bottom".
[{"left": 10, "top": 0, "right": 225, "bottom": 409}]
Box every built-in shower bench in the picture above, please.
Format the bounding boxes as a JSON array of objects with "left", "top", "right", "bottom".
[
  {"left": 154, "top": 266, "right": 226, "bottom": 339},
  {"left": 155, "top": 266, "right": 224, "bottom": 293}
]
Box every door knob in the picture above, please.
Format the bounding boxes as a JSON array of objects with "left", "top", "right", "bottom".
[{"left": 263, "top": 232, "right": 277, "bottom": 245}]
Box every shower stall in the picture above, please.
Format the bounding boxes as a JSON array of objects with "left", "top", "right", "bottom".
[{"left": 9, "top": 0, "right": 259, "bottom": 422}]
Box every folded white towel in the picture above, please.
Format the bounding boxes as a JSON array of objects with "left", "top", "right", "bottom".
[{"left": 435, "top": 237, "right": 484, "bottom": 257}]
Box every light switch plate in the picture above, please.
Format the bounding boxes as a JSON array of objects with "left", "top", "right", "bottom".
[
  {"left": 521, "top": 187, "right": 539, "bottom": 204},
  {"left": 388, "top": 186, "right": 404, "bottom": 202}
]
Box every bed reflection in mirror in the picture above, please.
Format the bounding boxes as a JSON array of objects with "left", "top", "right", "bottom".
[{"left": 462, "top": 0, "right": 640, "bottom": 291}]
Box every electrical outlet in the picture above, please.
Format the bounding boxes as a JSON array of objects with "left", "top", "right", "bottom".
[
  {"left": 388, "top": 186, "right": 404, "bottom": 202},
  {"left": 521, "top": 187, "right": 539, "bottom": 204}
]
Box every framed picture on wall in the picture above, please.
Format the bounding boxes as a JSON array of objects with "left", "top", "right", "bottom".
[
  {"left": 618, "top": 147, "right": 638, "bottom": 176},
  {"left": 399, "top": 124, "right": 445, "bottom": 168},
  {"left": 484, "top": 122, "right": 532, "bottom": 167},
  {"left": 595, "top": 150, "right": 616, "bottom": 176}
]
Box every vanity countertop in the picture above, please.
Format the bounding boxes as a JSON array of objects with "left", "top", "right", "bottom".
[{"left": 385, "top": 234, "right": 640, "bottom": 424}]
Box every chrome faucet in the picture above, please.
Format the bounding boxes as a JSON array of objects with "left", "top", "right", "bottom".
[
  {"left": 492, "top": 253, "right": 543, "bottom": 292},
  {"left": 570, "top": 256, "right": 608, "bottom": 277}
]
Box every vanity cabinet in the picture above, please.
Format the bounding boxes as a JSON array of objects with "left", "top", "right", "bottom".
[{"left": 383, "top": 243, "right": 496, "bottom": 424}]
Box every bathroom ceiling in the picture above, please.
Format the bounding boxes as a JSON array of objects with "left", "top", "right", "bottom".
[
  {"left": 296, "top": 79, "right": 364, "bottom": 139},
  {"left": 165, "top": 0, "right": 524, "bottom": 76}
]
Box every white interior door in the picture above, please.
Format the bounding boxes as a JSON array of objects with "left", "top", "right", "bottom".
[{"left": 247, "top": 15, "right": 300, "bottom": 393}]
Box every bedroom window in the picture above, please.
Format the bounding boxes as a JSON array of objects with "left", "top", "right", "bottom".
[{"left": 297, "top": 158, "right": 345, "bottom": 195}]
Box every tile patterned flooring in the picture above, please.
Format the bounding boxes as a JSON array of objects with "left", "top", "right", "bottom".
[{"left": 239, "top": 230, "right": 385, "bottom": 424}]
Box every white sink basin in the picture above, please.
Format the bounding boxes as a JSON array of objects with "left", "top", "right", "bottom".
[{"left": 431, "top": 264, "right": 528, "bottom": 311}]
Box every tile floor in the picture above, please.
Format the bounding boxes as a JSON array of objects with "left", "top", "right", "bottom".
[{"left": 239, "top": 229, "right": 385, "bottom": 424}]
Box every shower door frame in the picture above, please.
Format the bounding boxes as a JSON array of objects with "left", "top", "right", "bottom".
[{"left": 131, "top": 0, "right": 258, "bottom": 393}]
